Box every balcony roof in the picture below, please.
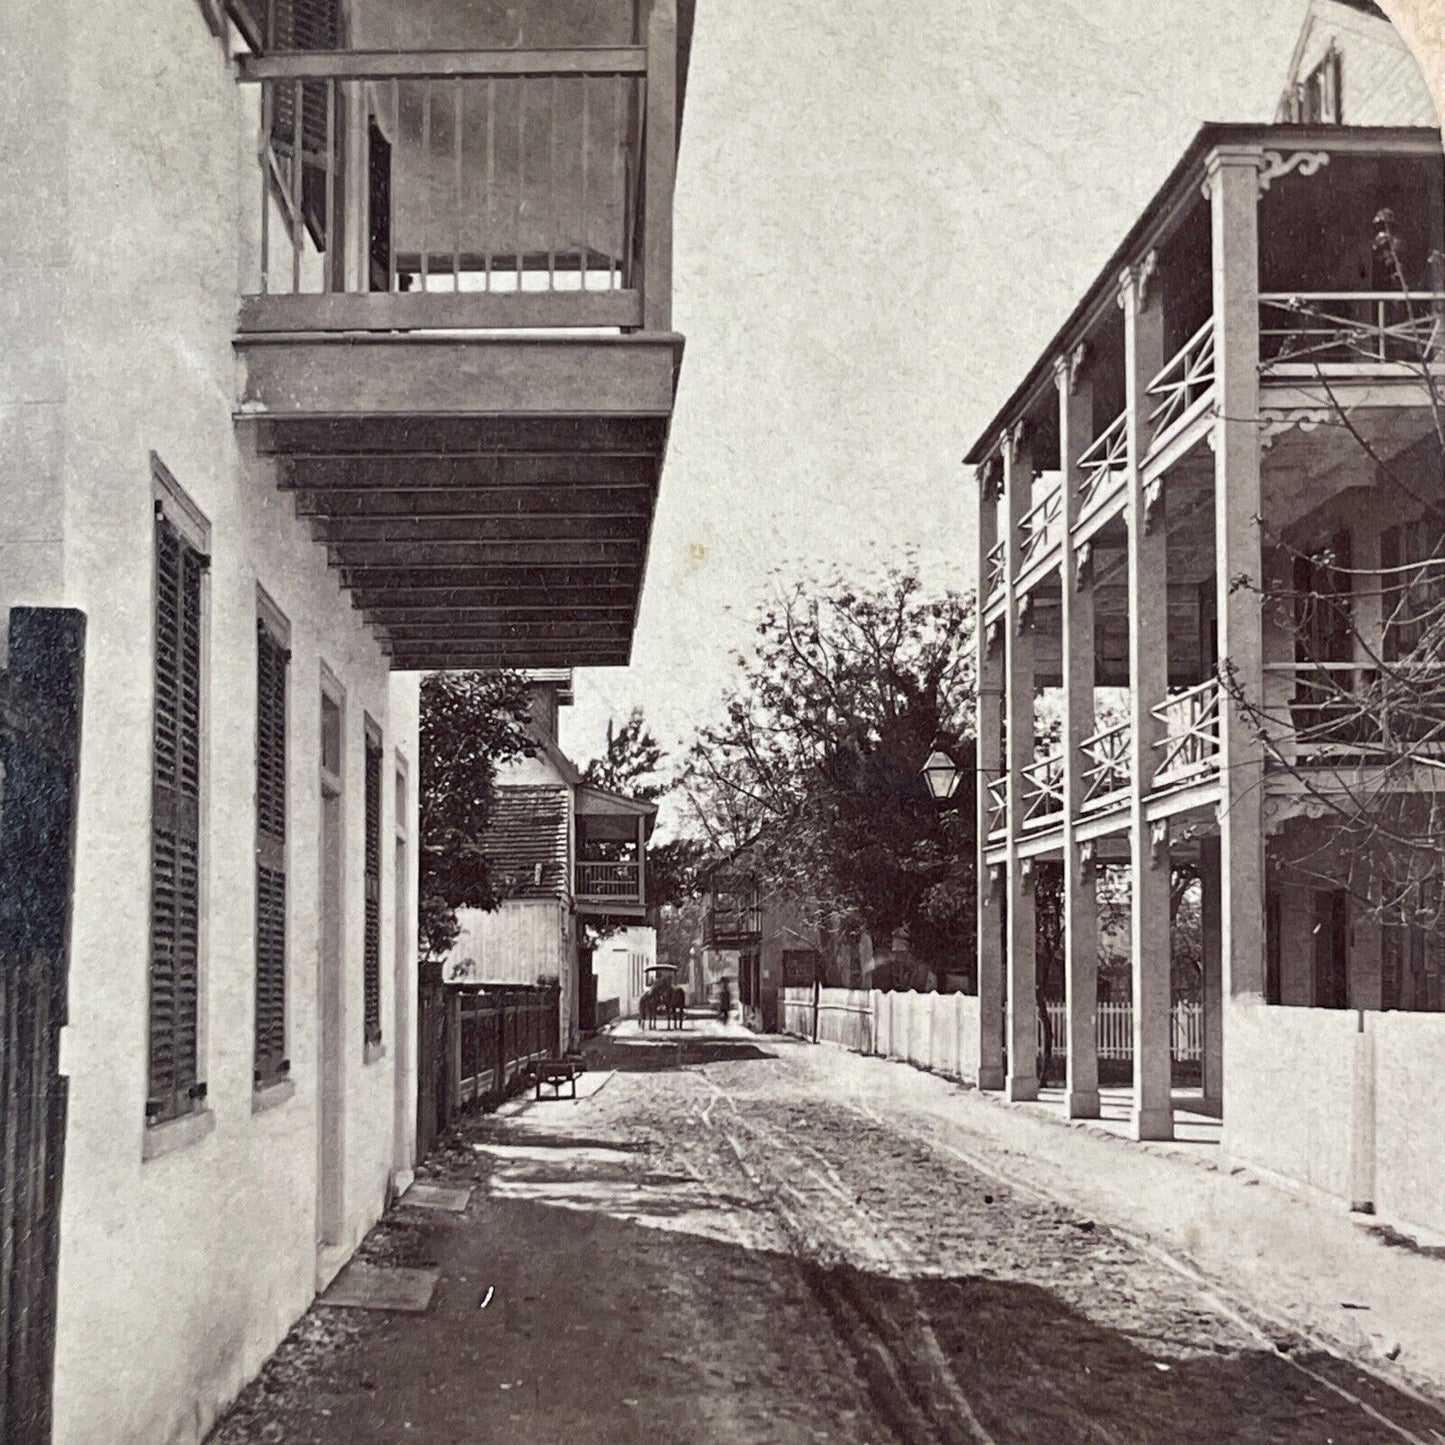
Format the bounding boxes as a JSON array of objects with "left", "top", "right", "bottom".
[{"left": 961, "top": 122, "right": 1442, "bottom": 469}]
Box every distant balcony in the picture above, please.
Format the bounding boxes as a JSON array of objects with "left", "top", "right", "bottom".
[
  {"left": 703, "top": 899, "right": 762, "bottom": 947},
  {"left": 576, "top": 859, "right": 643, "bottom": 905},
  {"left": 232, "top": 16, "right": 686, "bottom": 672}
]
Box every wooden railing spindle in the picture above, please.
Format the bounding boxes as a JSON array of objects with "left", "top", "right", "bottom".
[
  {"left": 291, "top": 78, "right": 303, "bottom": 294},
  {"left": 420, "top": 79, "right": 432, "bottom": 291},
  {"left": 453, "top": 78, "right": 463, "bottom": 293}
]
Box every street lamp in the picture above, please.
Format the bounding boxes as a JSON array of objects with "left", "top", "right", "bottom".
[{"left": 921, "top": 745, "right": 961, "bottom": 802}]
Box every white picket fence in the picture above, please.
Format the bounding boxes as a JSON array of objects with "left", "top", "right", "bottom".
[
  {"left": 1041, "top": 1001, "right": 1203, "bottom": 1062},
  {"left": 782, "top": 988, "right": 1204, "bottom": 1078}
]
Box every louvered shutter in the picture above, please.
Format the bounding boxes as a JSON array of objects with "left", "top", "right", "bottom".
[
  {"left": 148, "top": 513, "right": 206, "bottom": 1123},
  {"left": 269, "top": 0, "right": 341, "bottom": 248},
  {"left": 363, "top": 732, "right": 383, "bottom": 1047},
  {"left": 254, "top": 619, "right": 289, "bottom": 1086}
]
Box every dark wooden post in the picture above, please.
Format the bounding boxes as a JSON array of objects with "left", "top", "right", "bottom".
[{"left": 0, "top": 608, "right": 86, "bottom": 1445}]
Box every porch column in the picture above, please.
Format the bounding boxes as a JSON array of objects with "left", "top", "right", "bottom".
[
  {"left": 1004, "top": 425, "right": 1039, "bottom": 1102},
  {"left": 1121, "top": 255, "right": 1173, "bottom": 1140},
  {"left": 1200, "top": 834, "right": 1223, "bottom": 1112},
  {"left": 1208, "top": 146, "right": 1268, "bottom": 1035},
  {"left": 1057, "top": 353, "right": 1100, "bottom": 1118},
  {"left": 975, "top": 460, "right": 1006, "bottom": 1090}
]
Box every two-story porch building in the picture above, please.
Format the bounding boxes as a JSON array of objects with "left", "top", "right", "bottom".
[
  {"left": 1, "top": 0, "right": 693, "bottom": 1441},
  {"left": 446, "top": 670, "right": 656, "bottom": 1044},
  {"left": 965, "top": 109, "right": 1445, "bottom": 1240}
]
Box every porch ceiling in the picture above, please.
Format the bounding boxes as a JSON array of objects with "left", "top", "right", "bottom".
[{"left": 258, "top": 414, "right": 669, "bottom": 670}]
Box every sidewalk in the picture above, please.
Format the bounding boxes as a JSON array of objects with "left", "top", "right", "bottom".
[{"left": 799, "top": 1038, "right": 1445, "bottom": 1404}]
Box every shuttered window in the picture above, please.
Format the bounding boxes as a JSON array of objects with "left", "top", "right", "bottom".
[
  {"left": 363, "top": 727, "right": 383, "bottom": 1049},
  {"left": 148, "top": 509, "right": 207, "bottom": 1124},
  {"left": 266, "top": 0, "right": 342, "bottom": 249},
  {"left": 254, "top": 612, "right": 290, "bottom": 1087}
]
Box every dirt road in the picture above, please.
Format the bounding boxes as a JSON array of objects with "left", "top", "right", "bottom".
[{"left": 209, "top": 1023, "right": 1445, "bottom": 1444}]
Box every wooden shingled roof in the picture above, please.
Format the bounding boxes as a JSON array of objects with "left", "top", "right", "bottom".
[{"left": 483, "top": 785, "right": 571, "bottom": 899}]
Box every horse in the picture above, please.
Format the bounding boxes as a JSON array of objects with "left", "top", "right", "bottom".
[
  {"left": 638, "top": 985, "right": 658, "bottom": 1030},
  {"left": 667, "top": 985, "right": 686, "bottom": 1030}
]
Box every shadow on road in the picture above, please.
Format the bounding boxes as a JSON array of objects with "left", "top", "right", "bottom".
[{"left": 586, "top": 1034, "right": 778, "bottom": 1072}]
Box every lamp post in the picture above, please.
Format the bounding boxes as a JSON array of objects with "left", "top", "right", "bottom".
[{"left": 921, "top": 745, "right": 961, "bottom": 803}]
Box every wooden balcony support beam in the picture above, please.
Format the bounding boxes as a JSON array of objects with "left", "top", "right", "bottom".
[
  {"left": 237, "top": 48, "right": 649, "bottom": 82},
  {"left": 975, "top": 453, "right": 1005, "bottom": 1091},
  {"left": 312, "top": 515, "right": 649, "bottom": 546},
  {"left": 1121, "top": 253, "right": 1174, "bottom": 1143},
  {"left": 1056, "top": 354, "right": 1100, "bottom": 1120},
  {"left": 1207, "top": 145, "right": 1269, "bottom": 1033},
  {"left": 327, "top": 539, "right": 643, "bottom": 569},
  {"left": 292, "top": 488, "right": 655, "bottom": 519},
  {"left": 280, "top": 455, "right": 660, "bottom": 491},
  {"left": 1004, "top": 425, "right": 1039, "bottom": 1104}
]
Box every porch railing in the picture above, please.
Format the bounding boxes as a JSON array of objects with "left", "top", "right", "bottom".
[
  {"left": 1020, "top": 480, "right": 1063, "bottom": 572},
  {"left": 575, "top": 859, "right": 643, "bottom": 900},
  {"left": 985, "top": 539, "right": 1005, "bottom": 599},
  {"left": 1081, "top": 721, "right": 1131, "bottom": 808},
  {"left": 1146, "top": 318, "right": 1215, "bottom": 450},
  {"left": 1259, "top": 292, "right": 1445, "bottom": 371},
  {"left": 1262, "top": 662, "right": 1445, "bottom": 763},
  {"left": 986, "top": 775, "right": 1008, "bottom": 837},
  {"left": 236, "top": 37, "right": 675, "bottom": 332},
  {"left": 1152, "top": 678, "right": 1221, "bottom": 787},
  {"left": 1021, "top": 752, "right": 1064, "bottom": 826},
  {"left": 703, "top": 903, "right": 762, "bottom": 944},
  {"left": 1076, "top": 411, "right": 1128, "bottom": 517}
]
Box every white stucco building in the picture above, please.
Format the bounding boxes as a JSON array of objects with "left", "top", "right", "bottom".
[{"left": 1, "top": 0, "right": 691, "bottom": 1440}]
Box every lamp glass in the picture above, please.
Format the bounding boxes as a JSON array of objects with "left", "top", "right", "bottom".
[{"left": 922, "top": 749, "right": 960, "bottom": 801}]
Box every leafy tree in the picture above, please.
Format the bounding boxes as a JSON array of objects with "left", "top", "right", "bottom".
[
  {"left": 683, "top": 560, "right": 977, "bottom": 983},
  {"left": 418, "top": 670, "right": 535, "bottom": 963},
  {"left": 583, "top": 707, "right": 666, "bottom": 804}
]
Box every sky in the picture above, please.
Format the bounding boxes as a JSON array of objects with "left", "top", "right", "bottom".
[{"left": 557, "top": 0, "right": 1309, "bottom": 771}]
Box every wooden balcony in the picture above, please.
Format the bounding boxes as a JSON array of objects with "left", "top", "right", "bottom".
[
  {"left": 703, "top": 900, "right": 762, "bottom": 947},
  {"left": 232, "top": 17, "right": 686, "bottom": 670}
]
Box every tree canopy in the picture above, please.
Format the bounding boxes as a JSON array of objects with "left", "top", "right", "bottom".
[
  {"left": 418, "top": 670, "right": 535, "bottom": 962},
  {"left": 683, "top": 561, "right": 977, "bottom": 980}
]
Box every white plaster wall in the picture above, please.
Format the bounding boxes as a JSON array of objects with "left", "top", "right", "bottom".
[
  {"left": 594, "top": 925, "right": 655, "bottom": 1016},
  {"left": 1223, "top": 1000, "right": 1359, "bottom": 1203},
  {"left": 1371, "top": 1011, "right": 1445, "bottom": 1237},
  {"left": 0, "top": 7, "right": 421, "bottom": 1444}
]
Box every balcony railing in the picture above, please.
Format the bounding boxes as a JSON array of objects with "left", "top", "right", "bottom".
[
  {"left": 986, "top": 775, "right": 1007, "bottom": 837},
  {"left": 985, "top": 540, "right": 1005, "bottom": 599},
  {"left": 576, "top": 859, "right": 643, "bottom": 900},
  {"left": 1076, "top": 411, "right": 1128, "bottom": 517},
  {"left": 1020, "top": 481, "right": 1063, "bottom": 572},
  {"left": 1081, "top": 722, "right": 1131, "bottom": 808},
  {"left": 1259, "top": 293, "right": 1445, "bottom": 372},
  {"left": 1263, "top": 662, "right": 1445, "bottom": 765},
  {"left": 703, "top": 904, "right": 762, "bottom": 945},
  {"left": 1152, "top": 679, "right": 1221, "bottom": 788},
  {"left": 1146, "top": 318, "right": 1215, "bottom": 451},
  {"left": 237, "top": 42, "right": 674, "bottom": 333},
  {"left": 1021, "top": 752, "right": 1065, "bottom": 826}
]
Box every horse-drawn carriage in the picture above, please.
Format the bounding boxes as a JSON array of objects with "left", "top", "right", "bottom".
[{"left": 638, "top": 963, "right": 686, "bottom": 1030}]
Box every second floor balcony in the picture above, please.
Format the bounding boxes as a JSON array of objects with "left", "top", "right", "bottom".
[{"left": 231, "top": 0, "right": 693, "bottom": 672}]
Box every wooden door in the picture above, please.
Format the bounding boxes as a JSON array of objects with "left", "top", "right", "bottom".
[
  {"left": 0, "top": 609, "right": 86, "bottom": 1445},
  {"left": 1312, "top": 889, "right": 1350, "bottom": 1010}
]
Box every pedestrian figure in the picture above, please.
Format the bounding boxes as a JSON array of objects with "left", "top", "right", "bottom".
[{"left": 717, "top": 976, "right": 732, "bottom": 1024}]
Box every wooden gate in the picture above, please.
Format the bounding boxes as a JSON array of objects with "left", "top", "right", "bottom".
[
  {"left": 416, "top": 959, "right": 447, "bottom": 1161},
  {"left": 0, "top": 608, "right": 86, "bottom": 1445}
]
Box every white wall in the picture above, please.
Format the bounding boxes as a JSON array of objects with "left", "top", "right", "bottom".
[
  {"left": 594, "top": 925, "right": 656, "bottom": 1017},
  {"left": 0, "top": 7, "right": 420, "bottom": 1444}
]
